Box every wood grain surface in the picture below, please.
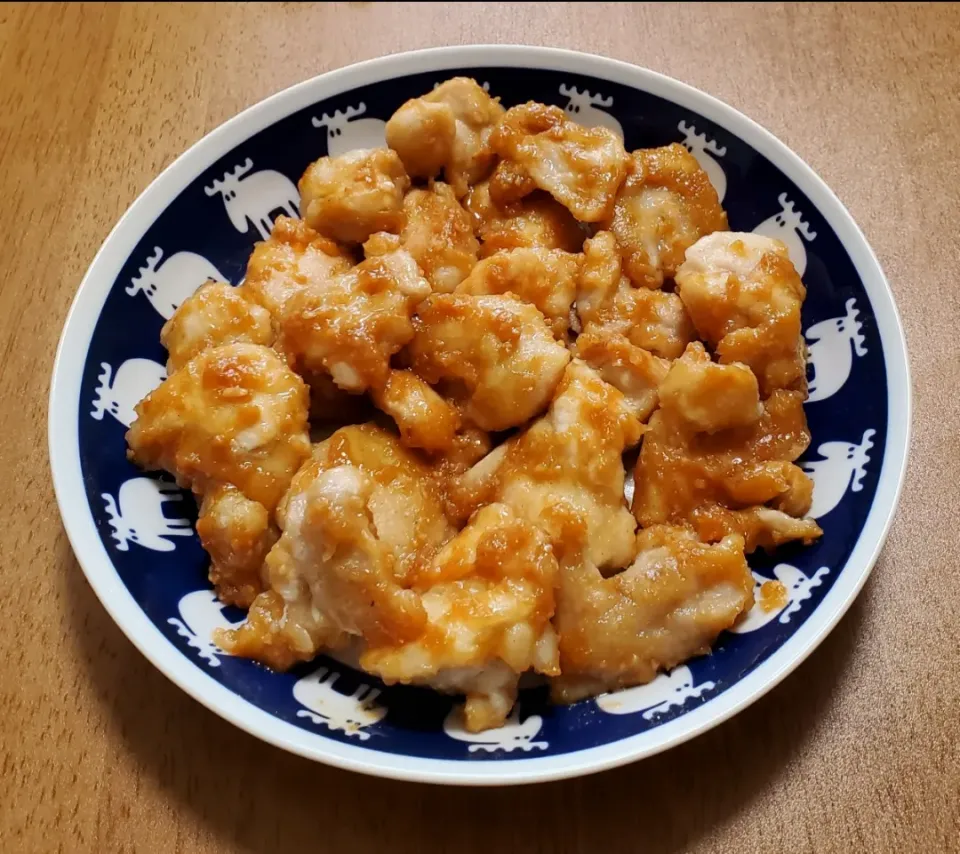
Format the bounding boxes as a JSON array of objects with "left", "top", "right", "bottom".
[{"left": 1, "top": 2, "right": 958, "bottom": 852}]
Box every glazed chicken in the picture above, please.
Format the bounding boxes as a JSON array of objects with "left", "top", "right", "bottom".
[
  {"left": 409, "top": 293, "right": 570, "bottom": 431},
  {"left": 386, "top": 77, "right": 505, "bottom": 198},
  {"left": 605, "top": 143, "right": 728, "bottom": 289},
  {"left": 551, "top": 524, "right": 754, "bottom": 702},
  {"left": 298, "top": 148, "right": 410, "bottom": 244},
  {"left": 457, "top": 359, "right": 642, "bottom": 572},
  {"left": 675, "top": 231, "right": 808, "bottom": 396},
  {"left": 362, "top": 502, "right": 559, "bottom": 732},
  {"left": 455, "top": 246, "right": 582, "bottom": 340},
  {"left": 632, "top": 343, "right": 822, "bottom": 552},
  {"left": 489, "top": 102, "right": 628, "bottom": 222},
  {"left": 125, "top": 76, "right": 829, "bottom": 733}
]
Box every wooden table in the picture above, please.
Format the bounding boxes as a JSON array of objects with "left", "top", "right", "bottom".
[{"left": 2, "top": 2, "right": 958, "bottom": 851}]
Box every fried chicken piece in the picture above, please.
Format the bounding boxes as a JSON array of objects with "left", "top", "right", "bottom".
[
  {"left": 604, "top": 143, "right": 728, "bottom": 288},
  {"left": 574, "top": 231, "right": 695, "bottom": 359},
  {"left": 550, "top": 524, "right": 754, "bottom": 702},
  {"left": 218, "top": 425, "right": 456, "bottom": 667},
  {"left": 160, "top": 281, "right": 273, "bottom": 372},
  {"left": 455, "top": 247, "right": 582, "bottom": 339},
  {"left": 398, "top": 182, "right": 479, "bottom": 293},
  {"left": 127, "top": 343, "right": 311, "bottom": 509},
  {"left": 489, "top": 102, "right": 628, "bottom": 222},
  {"left": 277, "top": 245, "right": 430, "bottom": 392},
  {"left": 371, "top": 368, "right": 461, "bottom": 452},
  {"left": 385, "top": 77, "right": 504, "bottom": 197},
  {"left": 361, "top": 503, "right": 559, "bottom": 732},
  {"left": 409, "top": 293, "right": 570, "bottom": 431},
  {"left": 457, "top": 359, "right": 642, "bottom": 571},
  {"left": 298, "top": 148, "right": 410, "bottom": 244},
  {"left": 675, "top": 231, "right": 807, "bottom": 396},
  {"left": 463, "top": 181, "right": 585, "bottom": 256},
  {"left": 574, "top": 328, "right": 668, "bottom": 423},
  {"left": 632, "top": 343, "right": 822, "bottom": 551},
  {"left": 242, "top": 216, "right": 352, "bottom": 318},
  {"left": 197, "top": 483, "right": 278, "bottom": 608}
]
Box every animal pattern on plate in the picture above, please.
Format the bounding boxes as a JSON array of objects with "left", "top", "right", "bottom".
[
  {"left": 101, "top": 477, "right": 193, "bottom": 552},
  {"left": 293, "top": 667, "right": 387, "bottom": 741},
  {"left": 312, "top": 102, "right": 387, "bottom": 155},
  {"left": 595, "top": 666, "right": 716, "bottom": 719},
  {"left": 75, "top": 65, "right": 888, "bottom": 760},
  {"left": 168, "top": 589, "right": 242, "bottom": 667},
  {"left": 127, "top": 246, "right": 229, "bottom": 320},
  {"left": 729, "top": 564, "right": 831, "bottom": 634},
  {"left": 443, "top": 707, "right": 548, "bottom": 752},
  {"left": 205, "top": 158, "right": 301, "bottom": 241},
  {"left": 558, "top": 83, "right": 624, "bottom": 138},
  {"left": 677, "top": 119, "right": 727, "bottom": 202},
  {"left": 91, "top": 358, "right": 166, "bottom": 427}
]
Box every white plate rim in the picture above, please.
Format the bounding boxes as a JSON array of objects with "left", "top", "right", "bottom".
[{"left": 47, "top": 44, "right": 911, "bottom": 786}]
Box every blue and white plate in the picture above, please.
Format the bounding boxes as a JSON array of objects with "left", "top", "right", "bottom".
[{"left": 48, "top": 46, "right": 910, "bottom": 785}]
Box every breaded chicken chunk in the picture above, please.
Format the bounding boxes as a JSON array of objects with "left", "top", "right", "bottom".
[
  {"left": 242, "top": 216, "right": 352, "bottom": 318},
  {"left": 386, "top": 77, "right": 504, "bottom": 197},
  {"left": 457, "top": 359, "right": 642, "bottom": 571},
  {"left": 633, "top": 343, "right": 822, "bottom": 551},
  {"left": 362, "top": 502, "right": 559, "bottom": 732},
  {"left": 455, "top": 247, "right": 582, "bottom": 340},
  {"left": 409, "top": 293, "right": 571, "bottom": 431},
  {"left": 371, "top": 368, "right": 461, "bottom": 452},
  {"left": 298, "top": 148, "right": 410, "bottom": 244},
  {"left": 127, "top": 342, "right": 311, "bottom": 509},
  {"left": 160, "top": 281, "right": 273, "bottom": 373},
  {"left": 489, "top": 102, "right": 628, "bottom": 222},
  {"left": 278, "top": 245, "right": 430, "bottom": 393},
  {"left": 675, "top": 231, "right": 808, "bottom": 396},
  {"left": 605, "top": 143, "right": 728, "bottom": 289},
  {"left": 551, "top": 523, "right": 754, "bottom": 702},
  {"left": 398, "top": 182, "right": 479, "bottom": 293},
  {"left": 463, "top": 181, "right": 585, "bottom": 256}
]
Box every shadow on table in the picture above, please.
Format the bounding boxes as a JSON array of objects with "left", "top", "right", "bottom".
[{"left": 64, "top": 534, "right": 873, "bottom": 854}]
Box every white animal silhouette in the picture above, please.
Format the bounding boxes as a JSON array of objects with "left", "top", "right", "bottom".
[
  {"left": 805, "top": 298, "right": 868, "bottom": 402},
  {"left": 595, "top": 666, "right": 715, "bottom": 720},
  {"left": 101, "top": 477, "right": 193, "bottom": 552},
  {"left": 126, "top": 246, "right": 228, "bottom": 319},
  {"left": 311, "top": 102, "right": 387, "bottom": 156},
  {"left": 677, "top": 119, "right": 728, "bottom": 202},
  {"left": 730, "top": 564, "right": 831, "bottom": 633},
  {"left": 801, "top": 429, "right": 876, "bottom": 519},
  {"left": 293, "top": 667, "right": 386, "bottom": 740},
  {"left": 205, "top": 158, "right": 300, "bottom": 240},
  {"left": 558, "top": 84, "right": 623, "bottom": 138},
  {"left": 90, "top": 358, "right": 166, "bottom": 427},
  {"left": 752, "top": 192, "right": 818, "bottom": 277},
  {"left": 442, "top": 706, "right": 547, "bottom": 753},
  {"left": 168, "top": 589, "right": 242, "bottom": 667}
]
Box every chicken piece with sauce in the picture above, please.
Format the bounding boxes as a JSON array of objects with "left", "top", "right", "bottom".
[
  {"left": 632, "top": 342, "right": 822, "bottom": 552},
  {"left": 604, "top": 143, "right": 728, "bottom": 289},
  {"left": 385, "top": 77, "right": 504, "bottom": 198},
  {"left": 551, "top": 522, "right": 754, "bottom": 702},
  {"left": 675, "top": 231, "right": 808, "bottom": 396},
  {"left": 489, "top": 102, "right": 628, "bottom": 222}
]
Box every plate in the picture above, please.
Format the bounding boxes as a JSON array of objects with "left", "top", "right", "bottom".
[{"left": 48, "top": 46, "right": 910, "bottom": 785}]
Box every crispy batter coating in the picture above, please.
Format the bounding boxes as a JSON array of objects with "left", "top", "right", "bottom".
[
  {"left": 371, "top": 369, "right": 461, "bottom": 452},
  {"left": 298, "top": 149, "right": 410, "bottom": 244},
  {"left": 160, "top": 281, "right": 272, "bottom": 373},
  {"left": 605, "top": 143, "right": 728, "bottom": 288},
  {"left": 126, "top": 342, "right": 311, "bottom": 509},
  {"left": 676, "top": 231, "right": 808, "bottom": 396},
  {"left": 489, "top": 102, "right": 628, "bottom": 222},
  {"left": 409, "top": 293, "right": 570, "bottom": 431},
  {"left": 551, "top": 524, "right": 754, "bottom": 702},
  {"left": 385, "top": 77, "right": 504, "bottom": 197},
  {"left": 632, "top": 343, "right": 822, "bottom": 551},
  {"left": 361, "top": 503, "right": 559, "bottom": 732}
]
